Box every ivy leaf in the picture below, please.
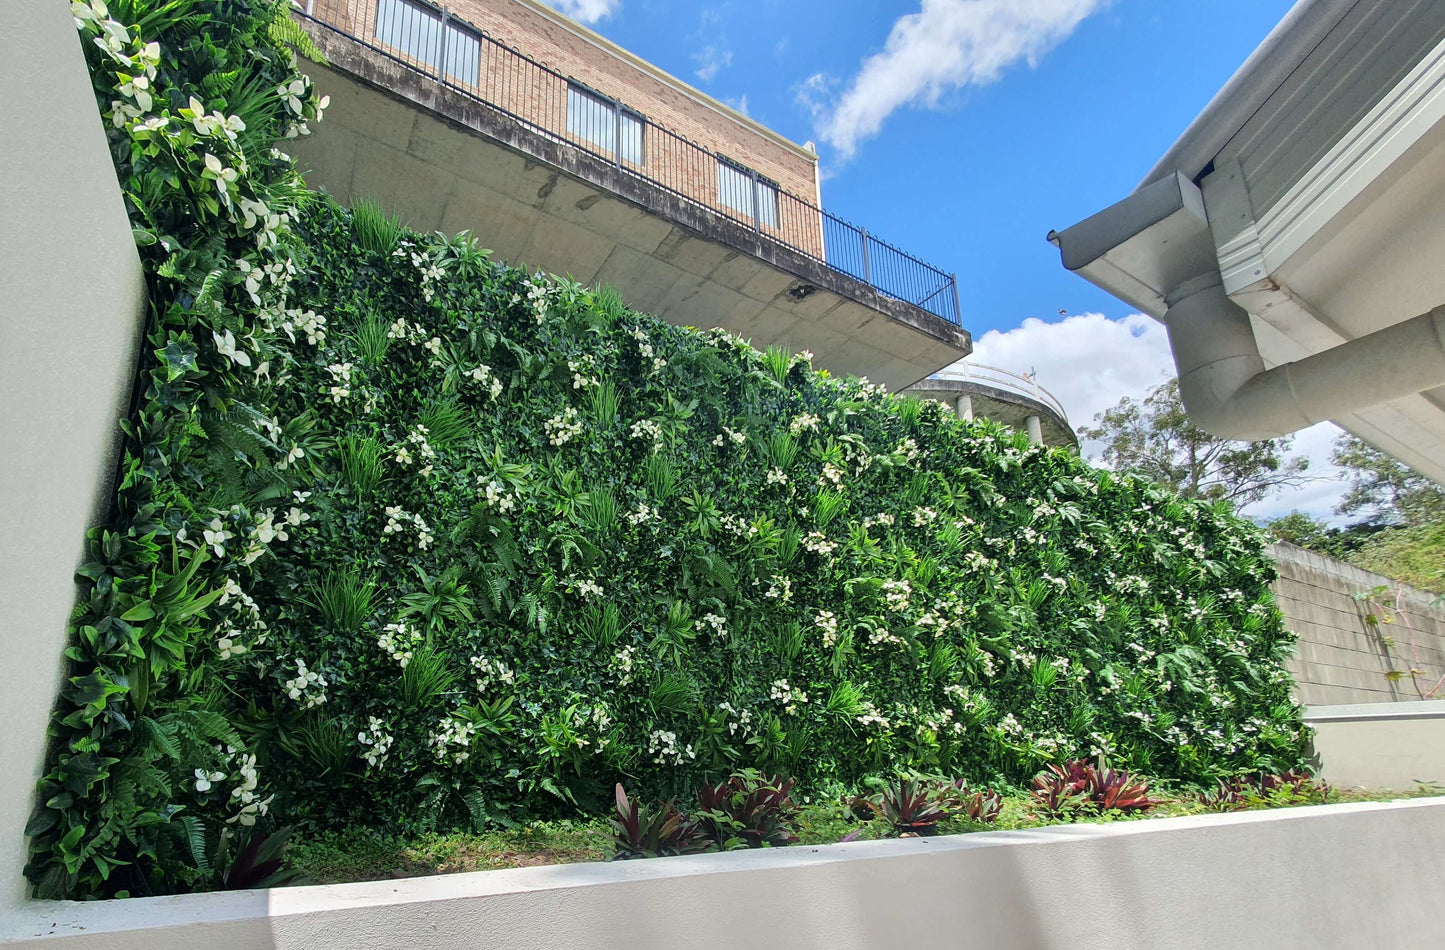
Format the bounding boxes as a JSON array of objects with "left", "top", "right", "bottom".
[{"left": 158, "top": 341, "right": 197, "bottom": 381}]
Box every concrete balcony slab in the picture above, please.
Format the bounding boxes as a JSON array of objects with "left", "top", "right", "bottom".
[{"left": 290, "top": 25, "right": 970, "bottom": 390}]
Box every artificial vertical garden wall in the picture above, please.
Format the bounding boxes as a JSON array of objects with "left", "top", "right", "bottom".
[{"left": 33, "top": 0, "right": 1308, "bottom": 900}]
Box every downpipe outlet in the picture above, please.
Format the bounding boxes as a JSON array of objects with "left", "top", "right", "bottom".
[{"left": 1164, "top": 278, "right": 1445, "bottom": 440}]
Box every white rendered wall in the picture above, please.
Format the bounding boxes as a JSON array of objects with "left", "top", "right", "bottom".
[
  {"left": 0, "top": 0, "right": 147, "bottom": 911},
  {"left": 1307, "top": 702, "right": 1445, "bottom": 788},
  {"left": 1, "top": 799, "right": 1442, "bottom": 948}
]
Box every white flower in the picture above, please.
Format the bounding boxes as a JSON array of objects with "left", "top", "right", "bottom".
[
  {"left": 201, "top": 152, "right": 237, "bottom": 196},
  {"left": 480, "top": 478, "right": 517, "bottom": 513},
  {"left": 629, "top": 418, "right": 662, "bottom": 444},
  {"left": 546, "top": 406, "right": 584, "bottom": 446},
  {"left": 278, "top": 77, "right": 307, "bottom": 114},
  {"left": 203, "top": 518, "right": 232, "bottom": 557},
  {"left": 788, "top": 413, "right": 820, "bottom": 436},
  {"left": 212, "top": 328, "right": 251, "bottom": 367},
  {"left": 882, "top": 579, "right": 912, "bottom": 612},
  {"left": 193, "top": 768, "right": 225, "bottom": 793},
  {"left": 803, "top": 531, "right": 837, "bottom": 556},
  {"left": 695, "top": 612, "right": 727, "bottom": 635},
  {"left": 814, "top": 610, "right": 839, "bottom": 647}
]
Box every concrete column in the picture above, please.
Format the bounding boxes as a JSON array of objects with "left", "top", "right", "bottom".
[
  {"left": 1, "top": 1, "right": 147, "bottom": 908},
  {"left": 955, "top": 394, "right": 973, "bottom": 421},
  {"left": 1025, "top": 414, "right": 1043, "bottom": 445}
]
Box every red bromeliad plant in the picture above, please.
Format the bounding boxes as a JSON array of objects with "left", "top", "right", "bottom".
[
  {"left": 1199, "top": 770, "right": 1330, "bottom": 811},
  {"left": 220, "top": 826, "right": 304, "bottom": 890},
  {"left": 1031, "top": 760, "right": 1158, "bottom": 819},
  {"left": 610, "top": 784, "right": 708, "bottom": 859},
  {"left": 879, "top": 777, "right": 951, "bottom": 836},
  {"left": 945, "top": 780, "right": 1004, "bottom": 825},
  {"left": 696, "top": 769, "right": 800, "bottom": 849}
]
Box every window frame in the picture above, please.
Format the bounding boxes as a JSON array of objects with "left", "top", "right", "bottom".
[
  {"left": 716, "top": 155, "right": 779, "bottom": 228},
  {"left": 373, "top": 0, "right": 482, "bottom": 86},
  {"left": 565, "top": 81, "right": 646, "bottom": 167}
]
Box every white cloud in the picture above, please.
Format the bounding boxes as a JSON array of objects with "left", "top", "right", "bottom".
[
  {"left": 971, "top": 312, "right": 1173, "bottom": 442},
  {"left": 542, "top": 0, "right": 619, "bottom": 25},
  {"left": 969, "top": 312, "right": 1350, "bottom": 524},
  {"left": 693, "top": 45, "right": 733, "bottom": 82},
  {"left": 725, "top": 93, "right": 751, "bottom": 117},
  {"left": 806, "top": 0, "right": 1104, "bottom": 157}
]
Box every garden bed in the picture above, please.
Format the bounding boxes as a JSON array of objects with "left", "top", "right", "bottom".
[{"left": 288, "top": 782, "right": 1440, "bottom": 885}]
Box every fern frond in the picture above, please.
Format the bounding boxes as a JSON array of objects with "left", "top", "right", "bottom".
[{"left": 269, "top": 8, "right": 328, "bottom": 64}]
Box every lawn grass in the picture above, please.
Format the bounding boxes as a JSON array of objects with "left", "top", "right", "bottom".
[{"left": 287, "top": 784, "right": 1441, "bottom": 885}]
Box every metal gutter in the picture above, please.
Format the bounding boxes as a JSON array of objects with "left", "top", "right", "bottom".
[{"left": 1138, "top": 0, "right": 1361, "bottom": 189}]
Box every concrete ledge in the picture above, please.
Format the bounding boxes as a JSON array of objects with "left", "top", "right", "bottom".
[
  {"left": 1306, "top": 702, "right": 1445, "bottom": 788},
  {"left": 1304, "top": 699, "right": 1445, "bottom": 722},
  {"left": 4, "top": 798, "right": 1444, "bottom": 948}
]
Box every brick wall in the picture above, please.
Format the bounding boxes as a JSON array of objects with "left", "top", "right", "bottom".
[
  {"left": 1269, "top": 542, "right": 1445, "bottom": 707},
  {"left": 306, "top": 0, "right": 826, "bottom": 256}
]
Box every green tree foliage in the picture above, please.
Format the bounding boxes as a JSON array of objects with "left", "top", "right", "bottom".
[
  {"left": 1081, "top": 379, "right": 1314, "bottom": 508},
  {"left": 1332, "top": 435, "right": 1445, "bottom": 527},
  {"left": 1264, "top": 511, "right": 1330, "bottom": 549},
  {"left": 1268, "top": 436, "right": 1445, "bottom": 591},
  {"left": 35, "top": 0, "right": 1309, "bottom": 900}
]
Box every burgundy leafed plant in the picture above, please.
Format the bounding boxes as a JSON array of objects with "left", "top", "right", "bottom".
[
  {"left": 880, "top": 777, "right": 951, "bottom": 836},
  {"left": 946, "top": 780, "right": 1004, "bottom": 824},
  {"left": 1199, "top": 769, "right": 1330, "bottom": 811},
  {"left": 221, "top": 826, "right": 304, "bottom": 890},
  {"left": 1031, "top": 759, "right": 1157, "bottom": 819},
  {"left": 610, "top": 784, "right": 708, "bottom": 860},
  {"left": 696, "top": 769, "right": 799, "bottom": 849},
  {"left": 843, "top": 792, "right": 878, "bottom": 822}
]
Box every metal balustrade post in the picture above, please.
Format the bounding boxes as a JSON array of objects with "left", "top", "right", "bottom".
[
  {"left": 951, "top": 273, "right": 961, "bottom": 323},
  {"left": 861, "top": 227, "right": 871, "bottom": 284},
  {"left": 749, "top": 167, "right": 762, "bottom": 236},
  {"left": 612, "top": 97, "right": 623, "bottom": 168},
  {"left": 438, "top": 7, "right": 450, "bottom": 81}
]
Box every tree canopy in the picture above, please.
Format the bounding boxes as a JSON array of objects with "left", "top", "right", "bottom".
[
  {"left": 1080, "top": 379, "right": 1314, "bottom": 508},
  {"left": 1332, "top": 435, "right": 1445, "bottom": 527}
]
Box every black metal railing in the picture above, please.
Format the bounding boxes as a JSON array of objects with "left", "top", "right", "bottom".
[{"left": 299, "top": 0, "right": 962, "bottom": 325}]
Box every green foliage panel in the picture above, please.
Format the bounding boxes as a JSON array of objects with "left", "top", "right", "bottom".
[{"left": 35, "top": 0, "right": 1306, "bottom": 899}]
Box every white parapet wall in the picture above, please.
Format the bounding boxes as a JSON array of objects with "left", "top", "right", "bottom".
[
  {"left": 1307, "top": 701, "right": 1445, "bottom": 789},
  {"left": 0, "top": 0, "right": 148, "bottom": 912},
  {"left": 2, "top": 798, "right": 1443, "bottom": 949}
]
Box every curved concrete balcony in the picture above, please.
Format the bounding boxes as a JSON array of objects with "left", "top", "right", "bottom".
[{"left": 907, "top": 363, "right": 1078, "bottom": 448}]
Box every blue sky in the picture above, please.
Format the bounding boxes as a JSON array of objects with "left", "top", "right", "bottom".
[
  {"left": 552, "top": 0, "right": 1296, "bottom": 334},
  {"left": 547, "top": 0, "right": 1348, "bottom": 523}
]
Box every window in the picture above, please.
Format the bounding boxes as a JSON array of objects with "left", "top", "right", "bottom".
[
  {"left": 374, "top": 0, "right": 481, "bottom": 86},
  {"left": 566, "top": 84, "right": 644, "bottom": 165},
  {"left": 717, "top": 158, "right": 778, "bottom": 228}
]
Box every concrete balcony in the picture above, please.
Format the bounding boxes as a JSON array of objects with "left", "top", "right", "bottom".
[
  {"left": 290, "top": 5, "right": 971, "bottom": 390},
  {"left": 907, "top": 363, "right": 1078, "bottom": 447}
]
